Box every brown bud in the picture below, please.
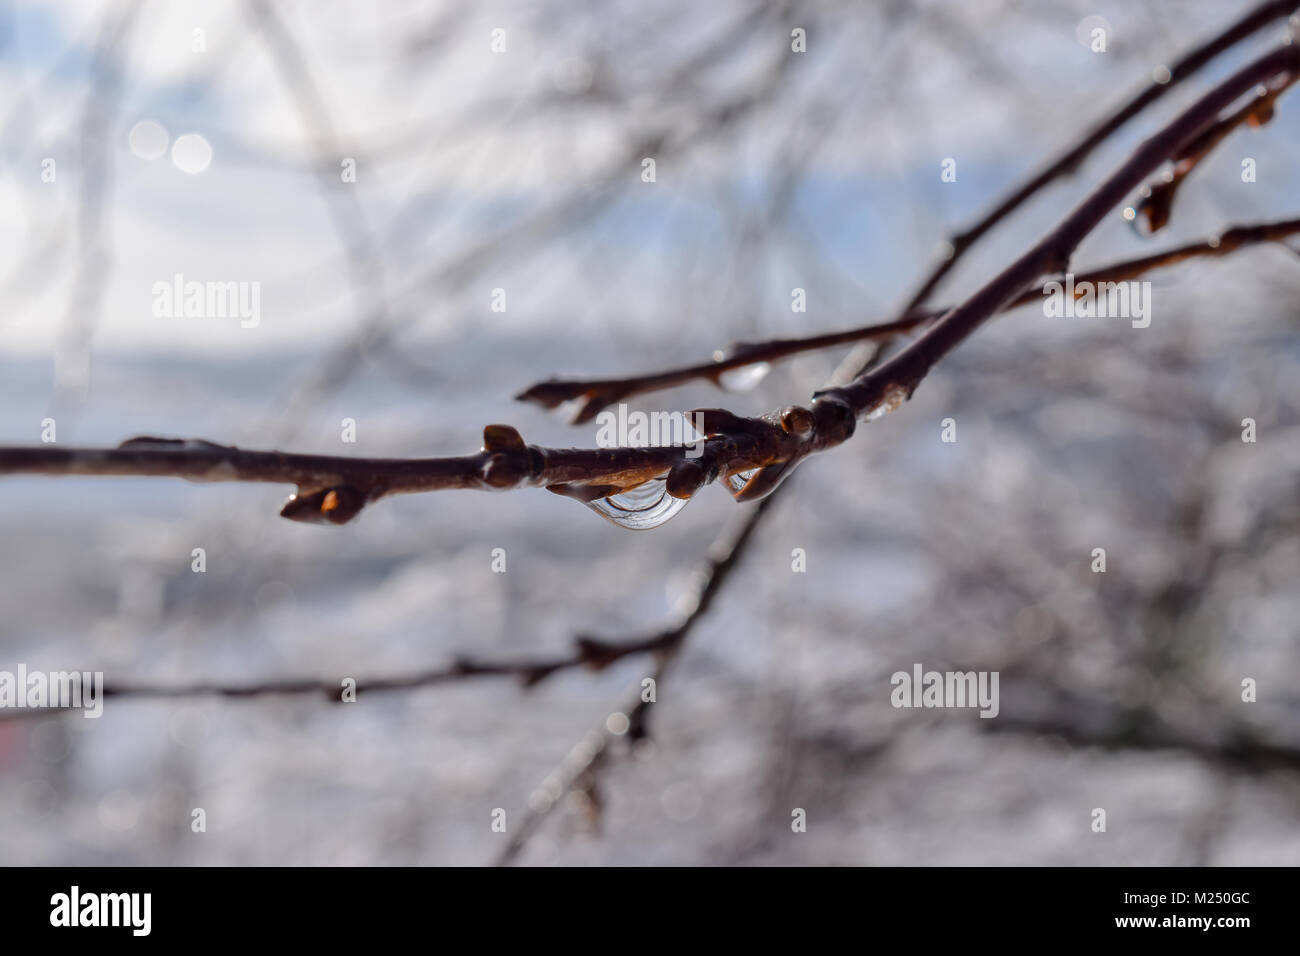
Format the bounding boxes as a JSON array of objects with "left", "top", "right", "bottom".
[
  {"left": 780, "top": 405, "right": 815, "bottom": 436},
  {"left": 482, "top": 424, "right": 525, "bottom": 452},
  {"left": 280, "top": 485, "right": 366, "bottom": 525},
  {"left": 546, "top": 482, "right": 619, "bottom": 503},
  {"left": 666, "top": 458, "right": 716, "bottom": 499}
]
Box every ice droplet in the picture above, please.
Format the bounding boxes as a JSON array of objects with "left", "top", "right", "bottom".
[
  {"left": 864, "top": 385, "right": 909, "bottom": 422},
  {"left": 718, "top": 361, "right": 771, "bottom": 392},
  {"left": 726, "top": 468, "right": 759, "bottom": 495},
  {"left": 586, "top": 478, "right": 688, "bottom": 530}
]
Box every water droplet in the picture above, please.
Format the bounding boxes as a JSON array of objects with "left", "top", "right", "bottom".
[
  {"left": 726, "top": 468, "right": 758, "bottom": 495},
  {"left": 1127, "top": 199, "right": 1164, "bottom": 237},
  {"left": 586, "top": 478, "right": 688, "bottom": 530},
  {"left": 718, "top": 361, "right": 770, "bottom": 392}
]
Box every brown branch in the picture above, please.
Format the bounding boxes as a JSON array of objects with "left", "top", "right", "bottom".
[
  {"left": 517, "top": 216, "right": 1300, "bottom": 423},
  {"left": 0, "top": 405, "right": 832, "bottom": 525},
  {"left": 1132, "top": 69, "right": 1299, "bottom": 233},
  {"left": 898, "top": 0, "right": 1300, "bottom": 313},
  {"left": 0, "top": 617, "right": 692, "bottom": 722},
  {"left": 516, "top": 313, "right": 939, "bottom": 425},
  {"left": 819, "top": 44, "right": 1300, "bottom": 422}
]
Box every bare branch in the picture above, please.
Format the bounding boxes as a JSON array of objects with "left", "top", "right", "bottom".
[
  {"left": 0, "top": 412, "right": 827, "bottom": 524},
  {"left": 899, "top": 0, "right": 1300, "bottom": 313},
  {"left": 1131, "top": 69, "right": 1299, "bottom": 233},
  {"left": 821, "top": 44, "right": 1300, "bottom": 421},
  {"left": 0, "top": 625, "right": 685, "bottom": 721},
  {"left": 518, "top": 216, "right": 1300, "bottom": 422}
]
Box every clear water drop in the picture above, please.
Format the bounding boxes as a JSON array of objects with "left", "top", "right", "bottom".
[
  {"left": 585, "top": 478, "right": 688, "bottom": 530},
  {"left": 718, "top": 361, "right": 771, "bottom": 392},
  {"left": 726, "top": 469, "right": 759, "bottom": 495}
]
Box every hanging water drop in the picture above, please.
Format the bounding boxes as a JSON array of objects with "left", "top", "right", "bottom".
[
  {"left": 718, "top": 361, "right": 771, "bottom": 392},
  {"left": 726, "top": 469, "right": 759, "bottom": 495},
  {"left": 585, "top": 478, "right": 689, "bottom": 530}
]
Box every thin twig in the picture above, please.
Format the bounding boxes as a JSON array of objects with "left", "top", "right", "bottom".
[
  {"left": 1131, "top": 70, "right": 1299, "bottom": 233},
  {"left": 494, "top": 494, "right": 775, "bottom": 865},
  {"left": 820, "top": 44, "right": 1300, "bottom": 424},
  {"left": 517, "top": 216, "right": 1300, "bottom": 423},
  {"left": 0, "top": 628, "right": 686, "bottom": 721},
  {"left": 897, "top": 0, "right": 1300, "bottom": 314}
]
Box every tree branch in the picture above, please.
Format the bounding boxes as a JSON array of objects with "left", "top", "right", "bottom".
[
  {"left": 0, "top": 625, "right": 690, "bottom": 721},
  {"left": 819, "top": 44, "right": 1300, "bottom": 421},
  {"left": 898, "top": 0, "right": 1300, "bottom": 312},
  {"left": 517, "top": 216, "right": 1300, "bottom": 423},
  {"left": 1131, "top": 69, "right": 1299, "bottom": 233}
]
